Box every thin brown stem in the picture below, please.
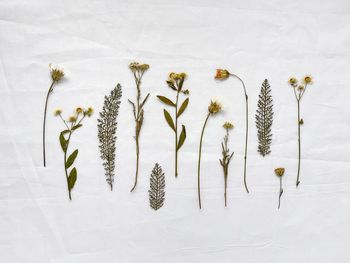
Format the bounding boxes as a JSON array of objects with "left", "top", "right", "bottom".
[
  {"left": 278, "top": 176, "right": 283, "bottom": 209},
  {"left": 42, "top": 81, "right": 55, "bottom": 167},
  {"left": 296, "top": 99, "right": 301, "bottom": 187},
  {"left": 197, "top": 113, "right": 210, "bottom": 209},
  {"left": 64, "top": 131, "right": 72, "bottom": 200},
  {"left": 230, "top": 74, "right": 249, "bottom": 193},
  {"left": 175, "top": 91, "right": 180, "bottom": 178}
]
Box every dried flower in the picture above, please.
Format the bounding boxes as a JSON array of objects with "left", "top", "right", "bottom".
[
  {"left": 274, "top": 167, "right": 285, "bottom": 177},
  {"left": 289, "top": 77, "right": 298, "bottom": 86},
  {"left": 85, "top": 107, "right": 94, "bottom": 117},
  {"left": 54, "top": 108, "right": 62, "bottom": 116},
  {"left": 215, "top": 69, "right": 230, "bottom": 80},
  {"left": 129, "top": 62, "right": 149, "bottom": 73},
  {"left": 68, "top": 116, "right": 77, "bottom": 122},
  {"left": 208, "top": 99, "right": 222, "bottom": 114},
  {"left": 298, "top": 85, "right": 304, "bottom": 91},
  {"left": 75, "top": 107, "right": 83, "bottom": 114},
  {"left": 182, "top": 89, "right": 190, "bottom": 95},
  {"left": 303, "top": 75, "right": 313, "bottom": 84},
  {"left": 49, "top": 64, "right": 64, "bottom": 82},
  {"left": 223, "top": 121, "right": 234, "bottom": 130}
]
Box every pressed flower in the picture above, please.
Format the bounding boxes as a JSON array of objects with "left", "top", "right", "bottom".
[
  {"left": 208, "top": 99, "right": 222, "bottom": 114},
  {"left": 274, "top": 167, "right": 285, "bottom": 209},
  {"left": 288, "top": 77, "right": 298, "bottom": 86},
  {"left": 303, "top": 75, "right": 313, "bottom": 84},
  {"left": 75, "top": 107, "right": 83, "bottom": 114},
  {"left": 49, "top": 64, "right": 64, "bottom": 82},
  {"left": 289, "top": 75, "right": 314, "bottom": 187},
  {"left": 85, "top": 107, "right": 94, "bottom": 117},
  {"left": 215, "top": 68, "right": 250, "bottom": 193},
  {"left": 54, "top": 109, "right": 62, "bottom": 116},
  {"left": 42, "top": 64, "right": 65, "bottom": 167},
  {"left": 129, "top": 61, "right": 150, "bottom": 192},
  {"left": 215, "top": 69, "right": 230, "bottom": 80},
  {"left": 197, "top": 98, "right": 223, "bottom": 209},
  {"left": 68, "top": 116, "right": 77, "bottom": 122},
  {"left": 223, "top": 121, "right": 234, "bottom": 130}
]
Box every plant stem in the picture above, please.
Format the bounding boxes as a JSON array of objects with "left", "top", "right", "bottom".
[
  {"left": 224, "top": 173, "right": 228, "bottom": 207},
  {"left": 278, "top": 176, "right": 282, "bottom": 209},
  {"left": 175, "top": 91, "right": 180, "bottom": 178},
  {"left": 197, "top": 113, "right": 210, "bottom": 209},
  {"left": 296, "top": 99, "right": 301, "bottom": 187},
  {"left": 64, "top": 131, "right": 72, "bottom": 200},
  {"left": 230, "top": 74, "right": 249, "bottom": 193},
  {"left": 42, "top": 81, "right": 55, "bottom": 167},
  {"left": 130, "top": 136, "right": 139, "bottom": 192}
]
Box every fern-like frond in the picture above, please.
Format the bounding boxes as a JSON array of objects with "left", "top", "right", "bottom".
[
  {"left": 97, "top": 84, "right": 122, "bottom": 190},
  {"left": 255, "top": 79, "right": 273, "bottom": 157},
  {"left": 149, "top": 163, "right": 165, "bottom": 210}
]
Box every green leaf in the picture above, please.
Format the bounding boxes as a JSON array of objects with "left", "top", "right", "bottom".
[
  {"left": 72, "top": 124, "right": 82, "bottom": 131},
  {"left": 61, "top": 130, "right": 70, "bottom": 134},
  {"left": 177, "top": 98, "right": 189, "bottom": 117},
  {"left": 68, "top": 168, "right": 77, "bottom": 190},
  {"left": 163, "top": 109, "right": 175, "bottom": 132},
  {"left": 59, "top": 132, "right": 67, "bottom": 152},
  {"left": 177, "top": 125, "right": 186, "bottom": 151},
  {"left": 66, "top": 149, "right": 78, "bottom": 169},
  {"left": 157, "top": 95, "right": 176, "bottom": 106}
]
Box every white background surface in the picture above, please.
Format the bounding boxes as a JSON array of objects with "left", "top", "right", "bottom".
[{"left": 1, "top": 0, "right": 350, "bottom": 262}]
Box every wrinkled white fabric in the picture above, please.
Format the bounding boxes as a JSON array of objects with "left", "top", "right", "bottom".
[{"left": 1, "top": 0, "right": 350, "bottom": 262}]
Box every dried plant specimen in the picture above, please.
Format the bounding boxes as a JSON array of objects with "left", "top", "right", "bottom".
[
  {"left": 97, "top": 84, "right": 122, "bottom": 191},
  {"left": 157, "top": 72, "right": 189, "bottom": 178},
  {"left": 274, "top": 167, "right": 285, "bottom": 209},
  {"left": 42, "top": 64, "right": 64, "bottom": 167},
  {"left": 215, "top": 69, "right": 250, "bottom": 193},
  {"left": 219, "top": 122, "right": 234, "bottom": 207},
  {"left": 288, "top": 75, "right": 313, "bottom": 187},
  {"left": 149, "top": 163, "right": 165, "bottom": 210},
  {"left": 128, "top": 62, "right": 150, "bottom": 192},
  {"left": 255, "top": 79, "right": 273, "bottom": 157},
  {"left": 55, "top": 107, "right": 93, "bottom": 200},
  {"left": 197, "top": 99, "right": 223, "bottom": 209}
]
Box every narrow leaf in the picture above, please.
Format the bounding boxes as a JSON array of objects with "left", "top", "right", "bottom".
[
  {"left": 59, "top": 132, "right": 67, "bottom": 152},
  {"left": 177, "top": 125, "right": 186, "bottom": 151},
  {"left": 163, "top": 109, "right": 175, "bottom": 132},
  {"left": 66, "top": 149, "right": 78, "bottom": 169},
  {"left": 68, "top": 168, "right": 77, "bottom": 190},
  {"left": 177, "top": 98, "right": 189, "bottom": 117},
  {"left": 72, "top": 124, "right": 82, "bottom": 131},
  {"left": 157, "top": 95, "right": 176, "bottom": 106}
]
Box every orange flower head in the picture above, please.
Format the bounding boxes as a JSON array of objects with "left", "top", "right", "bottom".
[{"left": 215, "top": 69, "right": 230, "bottom": 80}]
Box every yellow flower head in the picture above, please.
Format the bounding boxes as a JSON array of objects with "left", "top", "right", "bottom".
[
  {"left": 223, "top": 121, "right": 234, "bottom": 130},
  {"left": 208, "top": 99, "right": 223, "bottom": 114},
  {"left": 168, "top": 72, "right": 186, "bottom": 81},
  {"left": 54, "top": 108, "right": 62, "bottom": 116},
  {"left": 274, "top": 167, "right": 285, "bottom": 177},
  {"left": 298, "top": 85, "right": 304, "bottom": 91},
  {"left": 288, "top": 77, "right": 298, "bottom": 86},
  {"left": 68, "top": 116, "right": 77, "bottom": 123},
  {"left": 303, "top": 75, "right": 313, "bottom": 85},
  {"left": 129, "top": 62, "right": 149, "bottom": 73},
  {"left": 49, "top": 64, "right": 64, "bottom": 82},
  {"left": 85, "top": 107, "right": 94, "bottom": 117},
  {"left": 75, "top": 107, "right": 83, "bottom": 114},
  {"left": 215, "top": 69, "right": 230, "bottom": 80}
]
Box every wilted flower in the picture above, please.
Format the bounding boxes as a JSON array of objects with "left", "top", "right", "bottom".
[
  {"left": 223, "top": 121, "right": 234, "bottom": 130},
  {"left": 75, "top": 107, "right": 83, "bottom": 114},
  {"left": 215, "top": 69, "right": 230, "bottom": 80},
  {"left": 274, "top": 167, "right": 285, "bottom": 177},
  {"left": 49, "top": 64, "right": 64, "bottom": 82},
  {"left": 298, "top": 85, "right": 304, "bottom": 91},
  {"left": 54, "top": 108, "right": 62, "bottom": 116},
  {"left": 208, "top": 99, "right": 223, "bottom": 114},
  {"left": 129, "top": 62, "right": 149, "bottom": 73}
]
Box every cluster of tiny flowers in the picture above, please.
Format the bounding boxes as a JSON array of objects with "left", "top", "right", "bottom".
[
  {"left": 288, "top": 75, "right": 313, "bottom": 89},
  {"left": 129, "top": 62, "right": 150, "bottom": 73},
  {"left": 54, "top": 107, "right": 94, "bottom": 122}
]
